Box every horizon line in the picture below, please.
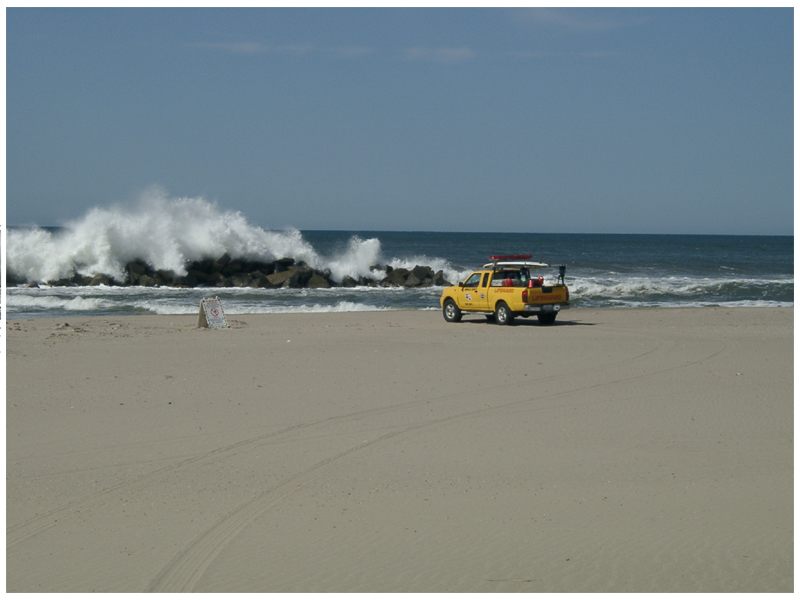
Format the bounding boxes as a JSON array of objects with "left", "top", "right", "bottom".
[{"left": 4, "top": 224, "right": 793, "bottom": 238}]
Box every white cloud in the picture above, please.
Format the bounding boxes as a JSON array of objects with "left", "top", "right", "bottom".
[
  {"left": 513, "top": 8, "right": 648, "bottom": 32},
  {"left": 326, "top": 46, "right": 374, "bottom": 59},
  {"left": 194, "top": 41, "right": 267, "bottom": 55},
  {"left": 272, "top": 43, "right": 315, "bottom": 57},
  {"left": 508, "top": 49, "right": 619, "bottom": 60},
  {"left": 192, "top": 42, "right": 374, "bottom": 60},
  {"left": 404, "top": 46, "right": 476, "bottom": 64}
]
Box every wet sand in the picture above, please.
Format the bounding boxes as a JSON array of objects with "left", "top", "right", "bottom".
[{"left": 5, "top": 307, "right": 793, "bottom": 592}]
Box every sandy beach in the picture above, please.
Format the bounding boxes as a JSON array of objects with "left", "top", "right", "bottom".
[{"left": 5, "top": 307, "right": 793, "bottom": 592}]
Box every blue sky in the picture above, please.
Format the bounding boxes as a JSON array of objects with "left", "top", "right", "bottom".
[{"left": 6, "top": 8, "right": 794, "bottom": 234}]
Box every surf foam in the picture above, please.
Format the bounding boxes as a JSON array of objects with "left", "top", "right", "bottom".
[{"left": 7, "top": 189, "right": 458, "bottom": 285}]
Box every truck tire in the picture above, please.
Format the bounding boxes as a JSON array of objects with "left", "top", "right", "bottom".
[
  {"left": 495, "top": 301, "right": 514, "bottom": 325},
  {"left": 538, "top": 312, "right": 557, "bottom": 325},
  {"left": 443, "top": 299, "right": 462, "bottom": 322}
]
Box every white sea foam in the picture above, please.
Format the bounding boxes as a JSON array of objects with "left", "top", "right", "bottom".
[
  {"left": 387, "top": 255, "right": 466, "bottom": 285},
  {"left": 7, "top": 294, "right": 110, "bottom": 312},
  {"left": 8, "top": 189, "right": 309, "bottom": 281},
  {"left": 8, "top": 189, "right": 457, "bottom": 285},
  {"left": 132, "top": 300, "right": 392, "bottom": 315},
  {"left": 323, "top": 236, "right": 384, "bottom": 282},
  {"left": 571, "top": 275, "right": 793, "bottom": 298},
  {"left": 608, "top": 299, "right": 792, "bottom": 309}
]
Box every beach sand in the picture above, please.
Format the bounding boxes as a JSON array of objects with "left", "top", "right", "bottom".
[{"left": 5, "top": 307, "right": 793, "bottom": 592}]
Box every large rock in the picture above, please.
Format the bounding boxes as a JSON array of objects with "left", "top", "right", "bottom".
[
  {"left": 411, "top": 265, "right": 434, "bottom": 281},
  {"left": 273, "top": 258, "right": 295, "bottom": 272},
  {"left": 21, "top": 253, "right": 448, "bottom": 290},
  {"left": 221, "top": 259, "right": 244, "bottom": 276},
  {"left": 410, "top": 266, "right": 432, "bottom": 286},
  {"left": 383, "top": 268, "right": 410, "bottom": 286},
  {"left": 193, "top": 258, "right": 218, "bottom": 274},
  {"left": 183, "top": 270, "right": 205, "bottom": 287},
  {"left": 434, "top": 270, "right": 451, "bottom": 286},
  {"left": 6, "top": 271, "right": 26, "bottom": 286},
  {"left": 404, "top": 272, "right": 423, "bottom": 287},
  {"left": 243, "top": 260, "right": 275, "bottom": 276},
  {"left": 125, "top": 259, "right": 153, "bottom": 285},
  {"left": 288, "top": 266, "right": 314, "bottom": 288},
  {"left": 214, "top": 253, "right": 232, "bottom": 271},
  {"left": 243, "top": 271, "right": 268, "bottom": 288},
  {"left": 266, "top": 270, "right": 293, "bottom": 287},
  {"left": 125, "top": 259, "right": 149, "bottom": 276},
  {"left": 307, "top": 272, "right": 332, "bottom": 288},
  {"left": 154, "top": 269, "right": 179, "bottom": 286},
  {"left": 48, "top": 273, "right": 92, "bottom": 286},
  {"left": 184, "top": 269, "right": 224, "bottom": 287},
  {"left": 229, "top": 274, "right": 252, "bottom": 287},
  {"left": 89, "top": 274, "right": 117, "bottom": 286}
]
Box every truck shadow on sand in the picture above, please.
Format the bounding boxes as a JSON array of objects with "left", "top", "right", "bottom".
[{"left": 459, "top": 318, "right": 596, "bottom": 327}]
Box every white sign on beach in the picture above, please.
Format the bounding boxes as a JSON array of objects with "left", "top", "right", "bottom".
[{"left": 198, "top": 296, "right": 228, "bottom": 329}]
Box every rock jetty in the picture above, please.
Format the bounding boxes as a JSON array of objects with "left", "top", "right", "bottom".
[{"left": 7, "top": 254, "right": 453, "bottom": 289}]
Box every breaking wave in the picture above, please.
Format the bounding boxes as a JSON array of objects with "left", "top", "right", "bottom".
[
  {"left": 7, "top": 188, "right": 457, "bottom": 284},
  {"left": 7, "top": 294, "right": 112, "bottom": 312},
  {"left": 131, "top": 300, "right": 394, "bottom": 315},
  {"left": 571, "top": 275, "right": 793, "bottom": 306}
]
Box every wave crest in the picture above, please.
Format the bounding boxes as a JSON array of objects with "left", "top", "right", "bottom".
[
  {"left": 571, "top": 275, "right": 793, "bottom": 306},
  {"left": 8, "top": 189, "right": 458, "bottom": 285}
]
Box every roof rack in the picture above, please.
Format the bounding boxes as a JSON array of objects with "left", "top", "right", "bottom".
[{"left": 484, "top": 254, "right": 548, "bottom": 270}]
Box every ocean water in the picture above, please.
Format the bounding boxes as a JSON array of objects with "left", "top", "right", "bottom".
[{"left": 5, "top": 196, "right": 793, "bottom": 318}]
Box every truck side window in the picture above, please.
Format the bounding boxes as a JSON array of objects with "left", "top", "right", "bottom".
[
  {"left": 492, "top": 271, "right": 515, "bottom": 286},
  {"left": 464, "top": 273, "right": 481, "bottom": 287},
  {"left": 481, "top": 273, "right": 490, "bottom": 288}
]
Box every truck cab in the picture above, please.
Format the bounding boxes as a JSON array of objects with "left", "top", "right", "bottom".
[{"left": 440, "top": 254, "right": 569, "bottom": 325}]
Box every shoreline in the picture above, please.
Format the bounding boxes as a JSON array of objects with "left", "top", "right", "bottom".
[
  {"left": 5, "top": 302, "right": 796, "bottom": 322},
  {"left": 6, "top": 307, "right": 793, "bottom": 592}
]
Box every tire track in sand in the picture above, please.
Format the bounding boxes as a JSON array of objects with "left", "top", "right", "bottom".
[
  {"left": 147, "top": 341, "right": 724, "bottom": 592},
  {"left": 8, "top": 338, "right": 666, "bottom": 549}
]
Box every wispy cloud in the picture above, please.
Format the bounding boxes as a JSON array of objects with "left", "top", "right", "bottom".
[
  {"left": 513, "top": 8, "right": 649, "bottom": 32},
  {"left": 190, "top": 41, "right": 314, "bottom": 57},
  {"left": 509, "top": 49, "right": 620, "bottom": 60},
  {"left": 191, "top": 41, "right": 374, "bottom": 60},
  {"left": 192, "top": 39, "right": 613, "bottom": 64},
  {"left": 325, "top": 46, "right": 374, "bottom": 59},
  {"left": 404, "top": 46, "right": 476, "bottom": 64},
  {"left": 272, "top": 44, "right": 314, "bottom": 57},
  {"left": 194, "top": 41, "right": 267, "bottom": 55}
]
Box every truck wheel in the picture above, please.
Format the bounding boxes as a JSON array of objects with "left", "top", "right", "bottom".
[
  {"left": 495, "top": 301, "right": 514, "bottom": 325},
  {"left": 538, "top": 313, "right": 557, "bottom": 325},
  {"left": 443, "top": 299, "right": 462, "bottom": 322}
]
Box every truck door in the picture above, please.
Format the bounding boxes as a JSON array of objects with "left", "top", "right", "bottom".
[
  {"left": 472, "top": 272, "right": 491, "bottom": 312},
  {"left": 458, "top": 272, "right": 483, "bottom": 309}
]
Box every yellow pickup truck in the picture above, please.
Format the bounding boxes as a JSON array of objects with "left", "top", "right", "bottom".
[{"left": 440, "top": 255, "right": 569, "bottom": 325}]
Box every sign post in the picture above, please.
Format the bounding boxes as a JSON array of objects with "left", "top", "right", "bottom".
[{"left": 198, "top": 296, "right": 227, "bottom": 329}]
